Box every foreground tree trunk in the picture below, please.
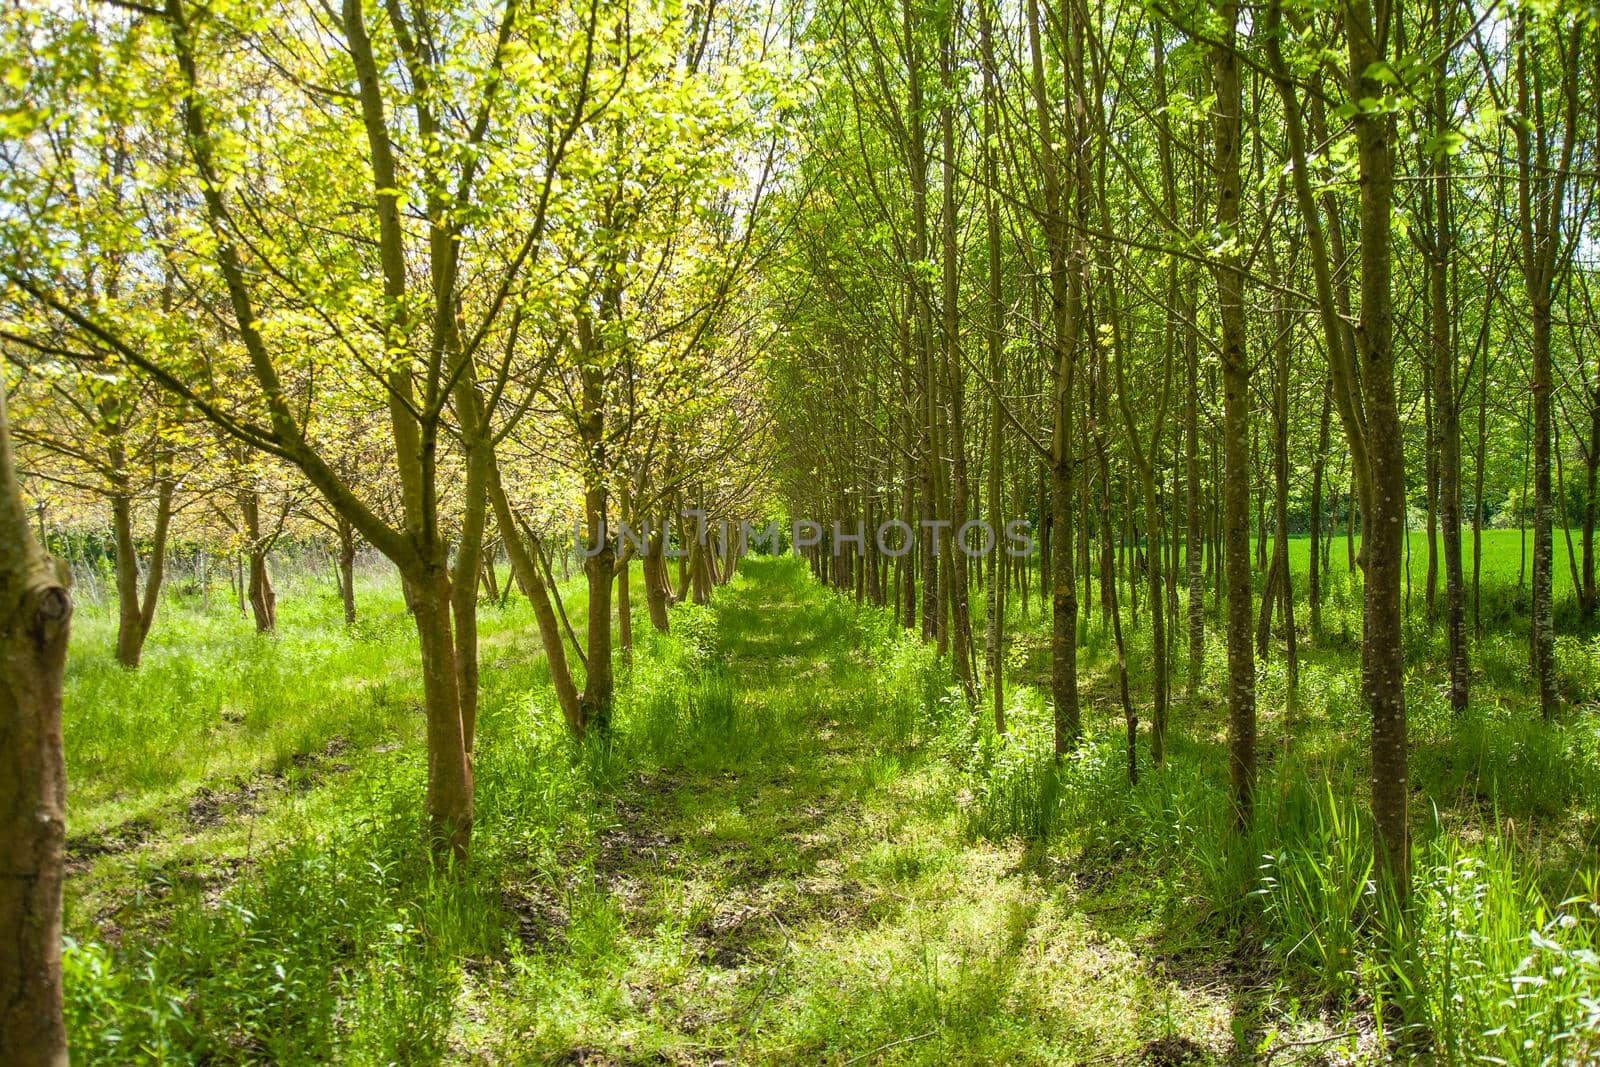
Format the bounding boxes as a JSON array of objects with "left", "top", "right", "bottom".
[
  {"left": 1027, "top": 0, "right": 1082, "bottom": 753},
  {"left": 1348, "top": 0, "right": 1411, "bottom": 891},
  {"left": 1212, "top": 0, "right": 1255, "bottom": 825},
  {"left": 404, "top": 565, "right": 473, "bottom": 861},
  {"left": 0, "top": 380, "right": 73, "bottom": 1067},
  {"left": 939, "top": 3, "right": 977, "bottom": 700}
]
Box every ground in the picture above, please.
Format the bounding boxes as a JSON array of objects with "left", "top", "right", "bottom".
[{"left": 58, "top": 539, "right": 1600, "bottom": 1064}]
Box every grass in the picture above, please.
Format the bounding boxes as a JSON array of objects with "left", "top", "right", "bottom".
[{"left": 57, "top": 535, "right": 1600, "bottom": 1064}]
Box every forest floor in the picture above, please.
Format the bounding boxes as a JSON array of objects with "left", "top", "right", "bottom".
[
  {"left": 62, "top": 558, "right": 1375, "bottom": 1065},
  {"left": 59, "top": 539, "right": 1599, "bottom": 1064},
  {"left": 470, "top": 570, "right": 1350, "bottom": 1065}
]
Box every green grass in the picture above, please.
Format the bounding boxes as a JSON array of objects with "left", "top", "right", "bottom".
[
  {"left": 57, "top": 547, "right": 1600, "bottom": 1064},
  {"left": 1271, "top": 525, "right": 1584, "bottom": 602}
]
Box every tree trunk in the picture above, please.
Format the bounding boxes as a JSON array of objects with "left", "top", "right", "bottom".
[
  {"left": 406, "top": 566, "right": 473, "bottom": 863},
  {"left": 111, "top": 465, "right": 173, "bottom": 667},
  {"left": 1583, "top": 398, "right": 1599, "bottom": 617},
  {"left": 1349, "top": 0, "right": 1411, "bottom": 890},
  {"left": 1267, "top": 248, "right": 1298, "bottom": 695},
  {"left": 448, "top": 388, "right": 490, "bottom": 753},
  {"left": 1091, "top": 373, "right": 1137, "bottom": 785},
  {"left": 644, "top": 517, "right": 671, "bottom": 633},
  {"left": 981, "top": 0, "right": 1005, "bottom": 731},
  {"left": 1309, "top": 388, "right": 1331, "bottom": 637},
  {"left": 242, "top": 490, "right": 276, "bottom": 634},
  {"left": 1514, "top": 11, "right": 1578, "bottom": 720},
  {"left": 1186, "top": 278, "right": 1205, "bottom": 695},
  {"left": 0, "top": 378, "right": 72, "bottom": 1067},
  {"left": 337, "top": 516, "right": 358, "bottom": 625},
  {"left": 1213, "top": 0, "right": 1255, "bottom": 826},
  {"left": 939, "top": 5, "right": 976, "bottom": 701},
  {"left": 1428, "top": 35, "right": 1468, "bottom": 710},
  {"left": 489, "top": 470, "right": 584, "bottom": 736},
  {"left": 573, "top": 306, "right": 616, "bottom": 738},
  {"left": 1027, "top": 0, "right": 1083, "bottom": 754},
  {"left": 1530, "top": 299, "right": 1558, "bottom": 718}
]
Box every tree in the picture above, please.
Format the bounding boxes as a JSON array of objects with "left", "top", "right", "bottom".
[
  {"left": 2, "top": 0, "right": 604, "bottom": 863},
  {"left": 1513, "top": 8, "right": 1583, "bottom": 721},
  {"left": 0, "top": 373, "right": 72, "bottom": 1067},
  {"left": 1212, "top": 0, "right": 1256, "bottom": 824}
]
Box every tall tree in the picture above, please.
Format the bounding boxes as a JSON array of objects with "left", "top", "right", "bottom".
[
  {"left": 0, "top": 375, "right": 72, "bottom": 1067},
  {"left": 1212, "top": 0, "right": 1255, "bottom": 823},
  {"left": 1514, "top": 10, "right": 1582, "bottom": 721}
]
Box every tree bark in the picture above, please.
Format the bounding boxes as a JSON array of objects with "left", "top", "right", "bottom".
[
  {"left": 1348, "top": 0, "right": 1411, "bottom": 890},
  {"left": 1427, "top": 13, "right": 1467, "bottom": 710},
  {"left": 111, "top": 471, "right": 172, "bottom": 668},
  {"left": 1213, "top": 0, "right": 1255, "bottom": 825},
  {"left": 1309, "top": 388, "right": 1331, "bottom": 637},
  {"left": 1027, "top": 0, "right": 1083, "bottom": 753},
  {"left": 337, "top": 516, "right": 358, "bottom": 626},
  {"left": 242, "top": 489, "right": 276, "bottom": 634},
  {"left": 644, "top": 516, "right": 671, "bottom": 633},
  {"left": 980, "top": 0, "right": 1006, "bottom": 732},
  {"left": 0, "top": 377, "right": 72, "bottom": 1067}
]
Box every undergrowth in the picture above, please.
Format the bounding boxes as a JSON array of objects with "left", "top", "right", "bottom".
[
  {"left": 58, "top": 544, "right": 1600, "bottom": 1063},
  {"left": 945, "top": 564, "right": 1600, "bottom": 1062}
]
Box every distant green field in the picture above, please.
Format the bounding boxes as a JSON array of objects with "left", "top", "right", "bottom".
[{"left": 1268, "top": 527, "right": 1585, "bottom": 599}]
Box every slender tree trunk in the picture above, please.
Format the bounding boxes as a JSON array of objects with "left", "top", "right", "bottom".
[
  {"left": 1309, "top": 388, "right": 1331, "bottom": 637},
  {"left": 644, "top": 517, "right": 671, "bottom": 633},
  {"left": 980, "top": 0, "right": 1006, "bottom": 733},
  {"left": 1272, "top": 281, "right": 1298, "bottom": 693},
  {"left": 1348, "top": 473, "right": 1358, "bottom": 574},
  {"left": 573, "top": 310, "right": 616, "bottom": 738},
  {"left": 1091, "top": 376, "right": 1137, "bottom": 784},
  {"left": 337, "top": 516, "right": 358, "bottom": 626},
  {"left": 1213, "top": 1, "right": 1255, "bottom": 825},
  {"left": 1349, "top": 0, "right": 1411, "bottom": 890},
  {"left": 1583, "top": 398, "right": 1599, "bottom": 617},
  {"left": 112, "top": 493, "right": 143, "bottom": 665},
  {"left": 1515, "top": 14, "right": 1579, "bottom": 720},
  {"left": 489, "top": 468, "right": 584, "bottom": 736},
  {"left": 1424, "top": 375, "right": 1439, "bottom": 622},
  {"left": 1186, "top": 278, "right": 1205, "bottom": 694},
  {"left": 1027, "top": 0, "right": 1081, "bottom": 752},
  {"left": 1474, "top": 346, "right": 1487, "bottom": 633},
  {"left": 1530, "top": 299, "right": 1558, "bottom": 718},
  {"left": 242, "top": 490, "right": 276, "bottom": 634},
  {"left": 1429, "top": 31, "right": 1468, "bottom": 710}
]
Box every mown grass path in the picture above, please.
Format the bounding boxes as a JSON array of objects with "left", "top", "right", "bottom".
[{"left": 496, "top": 561, "right": 1280, "bottom": 1066}]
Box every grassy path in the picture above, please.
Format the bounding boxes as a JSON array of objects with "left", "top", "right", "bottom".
[
  {"left": 497, "top": 560, "right": 1268, "bottom": 1065},
  {"left": 62, "top": 559, "right": 1377, "bottom": 1064}
]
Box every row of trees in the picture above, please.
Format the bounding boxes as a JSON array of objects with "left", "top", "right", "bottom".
[
  {"left": 1, "top": 0, "right": 790, "bottom": 858},
  {"left": 765, "top": 0, "right": 1597, "bottom": 898},
  {"left": 1, "top": 0, "right": 798, "bottom": 1055}
]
